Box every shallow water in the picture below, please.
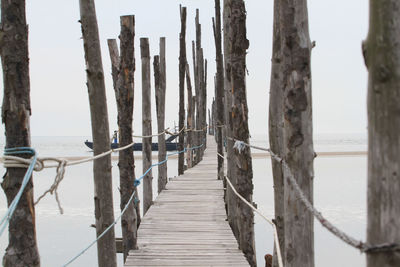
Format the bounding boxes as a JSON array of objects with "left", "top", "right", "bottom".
[{"left": 0, "top": 136, "right": 367, "bottom": 266}]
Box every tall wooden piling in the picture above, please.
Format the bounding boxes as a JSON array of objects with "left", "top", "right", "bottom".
[
  {"left": 195, "top": 10, "right": 204, "bottom": 163},
  {"left": 107, "top": 14, "right": 138, "bottom": 261},
  {"left": 268, "top": 1, "right": 285, "bottom": 266},
  {"left": 278, "top": 1, "right": 315, "bottom": 266},
  {"left": 192, "top": 40, "right": 200, "bottom": 165},
  {"left": 79, "top": 0, "right": 117, "bottom": 266},
  {"left": 223, "top": 0, "right": 256, "bottom": 266},
  {"left": 140, "top": 38, "right": 153, "bottom": 215},
  {"left": 212, "top": 0, "right": 225, "bottom": 180},
  {"left": 154, "top": 38, "right": 168, "bottom": 193},
  {"left": 223, "top": 0, "right": 238, "bottom": 245},
  {"left": 364, "top": 1, "right": 400, "bottom": 266},
  {"left": 0, "top": 0, "right": 40, "bottom": 266},
  {"left": 186, "top": 64, "right": 195, "bottom": 168},
  {"left": 178, "top": 5, "right": 187, "bottom": 175}
]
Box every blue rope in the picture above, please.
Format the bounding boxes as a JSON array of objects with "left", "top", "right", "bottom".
[
  {"left": 62, "top": 143, "right": 204, "bottom": 267},
  {"left": 0, "top": 147, "right": 37, "bottom": 237}
]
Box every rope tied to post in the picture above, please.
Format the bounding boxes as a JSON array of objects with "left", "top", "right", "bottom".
[
  {"left": 0, "top": 147, "right": 37, "bottom": 237},
  {"left": 225, "top": 137, "right": 400, "bottom": 254}
]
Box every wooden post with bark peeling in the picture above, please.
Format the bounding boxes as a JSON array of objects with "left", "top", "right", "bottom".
[
  {"left": 0, "top": 0, "right": 40, "bottom": 266},
  {"left": 203, "top": 58, "right": 208, "bottom": 147},
  {"left": 223, "top": 0, "right": 238, "bottom": 246},
  {"left": 108, "top": 39, "right": 141, "bottom": 230},
  {"left": 154, "top": 37, "right": 168, "bottom": 193},
  {"left": 279, "top": 1, "right": 315, "bottom": 267},
  {"left": 195, "top": 10, "right": 204, "bottom": 163},
  {"left": 79, "top": 1, "right": 117, "bottom": 266},
  {"left": 213, "top": 0, "right": 225, "bottom": 180},
  {"left": 107, "top": 14, "right": 138, "bottom": 261},
  {"left": 224, "top": 0, "right": 256, "bottom": 266},
  {"left": 140, "top": 38, "right": 153, "bottom": 215},
  {"left": 269, "top": 1, "right": 285, "bottom": 266},
  {"left": 186, "top": 64, "right": 194, "bottom": 168},
  {"left": 178, "top": 5, "right": 187, "bottom": 175},
  {"left": 363, "top": 1, "right": 400, "bottom": 266}
]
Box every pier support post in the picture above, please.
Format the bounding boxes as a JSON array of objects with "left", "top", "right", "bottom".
[
  {"left": 107, "top": 14, "right": 139, "bottom": 261},
  {"left": 364, "top": 1, "right": 400, "bottom": 266},
  {"left": 79, "top": 0, "right": 117, "bottom": 266},
  {"left": 268, "top": 1, "right": 285, "bottom": 266},
  {"left": 186, "top": 64, "right": 195, "bottom": 168},
  {"left": 178, "top": 5, "right": 187, "bottom": 175},
  {"left": 212, "top": 0, "right": 225, "bottom": 180},
  {"left": 279, "top": 1, "right": 315, "bottom": 267},
  {"left": 223, "top": 0, "right": 256, "bottom": 266},
  {"left": 154, "top": 38, "right": 168, "bottom": 193},
  {"left": 141, "top": 38, "right": 153, "bottom": 215},
  {"left": 1, "top": 0, "right": 40, "bottom": 266}
]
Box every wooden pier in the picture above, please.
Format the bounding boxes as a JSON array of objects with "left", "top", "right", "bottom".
[{"left": 125, "top": 136, "right": 250, "bottom": 266}]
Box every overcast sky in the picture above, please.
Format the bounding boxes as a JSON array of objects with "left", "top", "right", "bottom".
[{"left": 0, "top": 0, "right": 369, "bottom": 137}]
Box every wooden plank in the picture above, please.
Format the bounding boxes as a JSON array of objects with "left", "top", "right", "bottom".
[{"left": 124, "top": 136, "right": 250, "bottom": 267}]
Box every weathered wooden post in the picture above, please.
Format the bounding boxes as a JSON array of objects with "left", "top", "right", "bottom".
[
  {"left": 279, "top": 1, "right": 315, "bottom": 266},
  {"left": 178, "top": 5, "right": 187, "bottom": 175},
  {"left": 208, "top": 109, "right": 212, "bottom": 135},
  {"left": 140, "top": 38, "right": 153, "bottom": 215},
  {"left": 213, "top": 0, "right": 225, "bottom": 180},
  {"left": 223, "top": 0, "right": 238, "bottom": 242},
  {"left": 0, "top": 1, "right": 40, "bottom": 266},
  {"left": 223, "top": 0, "right": 256, "bottom": 266},
  {"left": 363, "top": 1, "right": 400, "bottom": 266},
  {"left": 203, "top": 58, "right": 208, "bottom": 147},
  {"left": 186, "top": 64, "right": 194, "bottom": 168},
  {"left": 154, "top": 37, "right": 168, "bottom": 193},
  {"left": 268, "top": 1, "right": 285, "bottom": 266},
  {"left": 195, "top": 10, "right": 204, "bottom": 163},
  {"left": 79, "top": 0, "right": 117, "bottom": 266},
  {"left": 191, "top": 40, "right": 200, "bottom": 165},
  {"left": 107, "top": 14, "right": 138, "bottom": 261}
]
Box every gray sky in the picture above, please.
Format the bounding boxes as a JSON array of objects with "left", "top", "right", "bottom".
[{"left": 0, "top": 0, "right": 369, "bottom": 137}]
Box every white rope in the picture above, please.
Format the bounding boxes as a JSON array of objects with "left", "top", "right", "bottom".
[
  {"left": 224, "top": 138, "right": 400, "bottom": 253},
  {"left": 132, "top": 128, "right": 169, "bottom": 138},
  {"left": 217, "top": 152, "right": 283, "bottom": 267},
  {"left": 34, "top": 158, "right": 67, "bottom": 214}
]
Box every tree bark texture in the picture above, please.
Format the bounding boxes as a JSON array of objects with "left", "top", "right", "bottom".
[
  {"left": 213, "top": 0, "right": 225, "bottom": 181},
  {"left": 108, "top": 39, "right": 141, "bottom": 230},
  {"left": 225, "top": 1, "right": 256, "bottom": 266},
  {"left": 79, "top": 1, "right": 117, "bottom": 266},
  {"left": 186, "top": 64, "right": 194, "bottom": 168},
  {"left": 0, "top": 0, "right": 40, "bottom": 266},
  {"left": 195, "top": 10, "right": 205, "bottom": 163},
  {"left": 107, "top": 15, "right": 138, "bottom": 262},
  {"left": 178, "top": 6, "right": 187, "bottom": 175},
  {"left": 155, "top": 37, "right": 168, "bottom": 193},
  {"left": 364, "top": 1, "right": 400, "bottom": 266},
  {"left": 203, "top": 58, "right": 208, "bottom": 148},
  {"left": 268, "top": 1, "right": 285, "bottom": 266},
  {"left": 140, "top": 38, "right": 153, "bottom": 215},
  {"left": 223, "top": 0, "right": 238, "bottom": 243},
  {"left": 279, "top": 1, "right": 315, "bottom": 267}
]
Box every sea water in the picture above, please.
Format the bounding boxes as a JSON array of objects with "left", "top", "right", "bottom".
[{"left": 0, "top": 135, "right": 367, "bottom": 267}]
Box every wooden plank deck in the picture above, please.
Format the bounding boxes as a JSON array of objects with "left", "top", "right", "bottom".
[{"left": 125, "top": 136, "right": 250, "bottom": 266}]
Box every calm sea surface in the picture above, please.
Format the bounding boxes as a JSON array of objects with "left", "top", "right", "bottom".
[{"left": 0, "top": 135, "right": 367, "bottom": 267}]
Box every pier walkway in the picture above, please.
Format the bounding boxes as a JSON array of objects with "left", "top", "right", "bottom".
[{"left": 125, "top": 136, "right": 250, "bottom": 266}]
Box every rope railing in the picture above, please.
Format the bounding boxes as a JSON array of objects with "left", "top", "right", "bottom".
[
  {"left": 62, "top": 142, "right": 204, "bottom": 267},
  {"left": 2, "top": 126, "right": 201, "bottom": 213},
  {"left": 217, "top": 151, "right": 283, "bottom": 267},
  {"left": 227, "top": 137, "right": 400, "bottom": 254},
  {"left": 0, "top": 134, "right": 204, "bottom": 265}
]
